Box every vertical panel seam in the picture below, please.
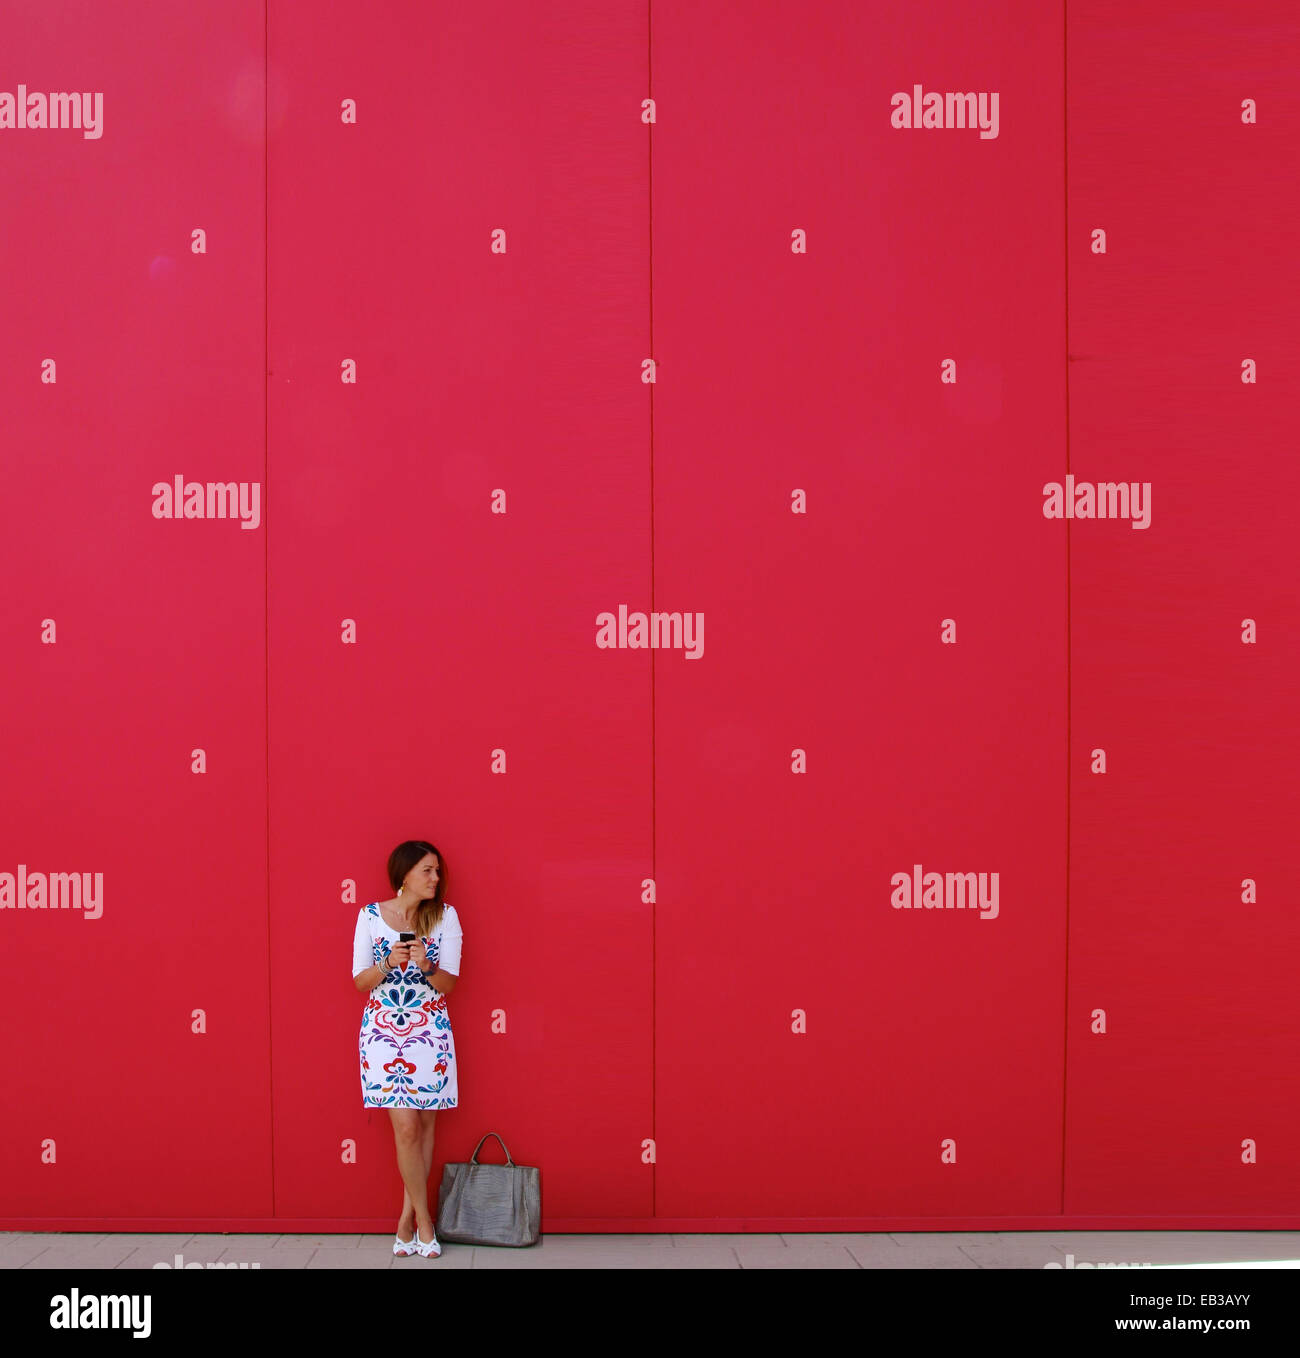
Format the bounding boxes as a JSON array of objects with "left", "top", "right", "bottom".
[
  {"left": 264, "top": 0, "right": 277, "bottom": 1220},
  {"left": 648, "top": 0, "right": 656, "bottom": 1222},
  {"left": 1061, "top": 0, "right": 1072, "bottom": 1220}
]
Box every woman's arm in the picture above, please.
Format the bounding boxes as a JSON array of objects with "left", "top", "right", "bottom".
[
  {"left": 354, "top": 960, "right": 388, "bottom": 992},
  {"left": 418, "top": 959, "right": 457, "bottom": 996},
  {"left": 352, "top": 910, "right": 388, "bottom": 991}
]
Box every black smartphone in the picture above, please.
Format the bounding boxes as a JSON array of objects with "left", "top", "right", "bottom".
[{"left": 399, "top": 932, "right": 416, "bottom": 942}]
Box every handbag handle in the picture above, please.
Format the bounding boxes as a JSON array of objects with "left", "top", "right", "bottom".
[{"left": 469, "top": 1131, "right": 515, "bottom": 1166}]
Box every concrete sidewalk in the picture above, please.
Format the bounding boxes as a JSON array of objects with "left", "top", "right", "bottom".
[{"left": 4, "top": 1230, "right": 1300, "bottom": 1269}]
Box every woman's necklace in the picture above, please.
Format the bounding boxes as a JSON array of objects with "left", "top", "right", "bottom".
[{"left": 384, "top": 899, "right": 417, "bottom": 932}]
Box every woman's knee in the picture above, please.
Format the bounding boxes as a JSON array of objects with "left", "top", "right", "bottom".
[{"left": 389, "top": 1110, "right": 421, "bottom": 1144}]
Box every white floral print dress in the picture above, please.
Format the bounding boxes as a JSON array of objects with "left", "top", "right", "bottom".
[{"left": 352, "top": 901, "right": 462, "bottom": 1109}]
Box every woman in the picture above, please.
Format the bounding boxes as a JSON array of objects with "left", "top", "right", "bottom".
[{"left": 351, "top": 840, "right": 463, "bottom": 1258}]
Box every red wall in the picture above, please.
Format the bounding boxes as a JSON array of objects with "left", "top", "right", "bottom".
[{"left": 3, "top": 0, "right": 1297, "bottom": 1232}]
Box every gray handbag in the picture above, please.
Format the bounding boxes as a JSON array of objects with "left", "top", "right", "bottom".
[{"left": 436, "top": 1131, "right": 540, "bottom": 1247}]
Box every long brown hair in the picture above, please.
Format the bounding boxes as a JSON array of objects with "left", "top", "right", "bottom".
[{"left": 386, "top": 839, "right": 448, "bottom": 938}]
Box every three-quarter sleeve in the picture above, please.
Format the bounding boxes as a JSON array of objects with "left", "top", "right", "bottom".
[
  {"left": 438, "top": 905, "right": 463, "bottom": 976},
  {"left": 352, "top": 908, "right": 373, "bottom": 978}
]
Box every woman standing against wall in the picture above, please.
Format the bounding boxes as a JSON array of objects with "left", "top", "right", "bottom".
[{"left": 351, "top": 839, "right": 463, "bottom": 1258}]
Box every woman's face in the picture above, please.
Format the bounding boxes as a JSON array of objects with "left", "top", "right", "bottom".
[{"left": 406, "top": 854, "right": 440, "bottom": 896}]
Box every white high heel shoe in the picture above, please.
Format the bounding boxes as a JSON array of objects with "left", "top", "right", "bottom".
[
  {"left": 393, "top": 1231, "right": 417, "bottom": 1257},
  {"left": 414, "top": 1226, "right": 441, "bottom": 1258}
]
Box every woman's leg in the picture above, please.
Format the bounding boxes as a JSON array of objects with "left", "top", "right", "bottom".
[
  {"left": 388, "top": 1109, "right": 432, "bottom": 1237},
  {"left": 420, "top": 1108, "right": 438, "bottom": 1183},
  {"left": 396, "top": 1109, "right": 439, "bottom": 1238},
  {"left": 416, "top": 1110, "right": 438, "bottom": 1240}
]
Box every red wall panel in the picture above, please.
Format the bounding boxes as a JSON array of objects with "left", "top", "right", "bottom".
[
  {"left": 2, "top": 0, "right": 1297, "bottom": 1234},
  {"left": 652, "top": 0, "right": 1067, "bottom": 1219},
  {"left": 263, "top": 3, "right": 652, "bottom": 1221},
  {"left": 1063, "top": 0, "right": 1300, "bottom": 1215},
  {"left": 0, "top": 4, "right": 272, "bottom": 1218}
]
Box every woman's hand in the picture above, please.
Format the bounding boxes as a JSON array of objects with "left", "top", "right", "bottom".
[
  {"left": 408, "top": 940, "right": 429, "bottom": 971},
  {"left": 387, "top": 941, "right": 413, "bottom": 970}
]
